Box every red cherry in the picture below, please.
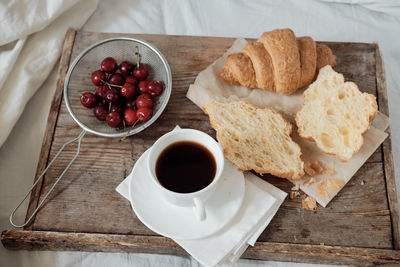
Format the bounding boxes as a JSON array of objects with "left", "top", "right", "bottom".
[
  {"left": 138, "top": 80, "right": 149, "bottom": 94},
  {"left": 110, "top": 103, "right": 123, "bottom": 114},
  {"left": 125, "top": 99, "right": 136, "bottom": 109},
  {"left": 95, "top": 85, "right": 109, "bottom": 101},
  {"left": 136, "top": 93, "right": 154, "bottom": 109},
  {"left": 136, "top": 107, "right": 153, "bottom": 122},
  {"left": 104, "top": 87, "right": 120, "bottom": 103},
  {"left": 108, "top": 73, "right": 125, "bottom": 86},
  {"left": 133, "top": 63, "right": 149, "bottom": 80},
  {"left": 147, "top": 80, "right": 164, "bottom": 97},
  {"left": 106, "top": 112, "right": 122, "bottom": 128},
  {"left": 124, "top": 108, "right": 137, "bottom": 126},
  {"left": 93, "top": 104, "right": 108, "bottom": 120},
  {"left": 101, "top": 57, "right": 118, "bottom": 73},
  {"left": 125, "top": 76, "right": 138, "bottom": 85},
  {"left": 91, "top": 70, "right": 106, "bottom": 86},
  {"left": 119, "top": 61, "right": 134, "bottom": 76},
  {"left": 120, "top": 82, "right": 136, "bottom": 99},
  {"left": 80, "top": 92, "right": 98, "bottom": 108}
]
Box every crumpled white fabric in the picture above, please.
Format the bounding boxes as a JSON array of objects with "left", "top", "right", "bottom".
[{"left": 0, "top": 0, "right": 98, "bottom": 147}]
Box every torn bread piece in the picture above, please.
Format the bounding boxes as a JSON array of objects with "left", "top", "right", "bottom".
[
  {"left": 296, "top": 65, "right": 377, "bottom": 162},
  {"left": 304, "top": 160, "right": 323, "bottom": 177},
  {"left": 203, "top": 100, "right": 304, "bottom": 180},
  {"left": 302, "top": 196, "right": 317, "bottom": 210}
]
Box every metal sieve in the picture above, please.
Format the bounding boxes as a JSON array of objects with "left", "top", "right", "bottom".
[{"left": 10, "top": 37, "right": 172, "bottom": 227}]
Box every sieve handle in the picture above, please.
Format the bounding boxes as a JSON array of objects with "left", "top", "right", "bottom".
[{"left": 9, "top": 130, "right": 86, "bottom": 228}]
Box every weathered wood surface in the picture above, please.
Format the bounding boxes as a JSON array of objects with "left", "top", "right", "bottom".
[
  {"left": 2, "top": 30, "right": 399, "bottom": 265},
  {"left": 375, "top": 44, "right": 400, "bottom": 249},
  {"left": 24, "top": 29, "right": 77, "bottom": 228},
  {"left": 3, "top": 230, "right": 400, "bottom": 266}
]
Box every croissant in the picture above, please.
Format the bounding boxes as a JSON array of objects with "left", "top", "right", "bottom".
[{"left": 220, "top": 28, "right": 337, "bottom": 95}]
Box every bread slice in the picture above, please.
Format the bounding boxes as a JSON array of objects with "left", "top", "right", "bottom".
[
  {"left": 203, "top": 101, "right": 304, "bottom": 180},
  {"left": 296, "top": 65, "right": 377, "bottom": 162}
]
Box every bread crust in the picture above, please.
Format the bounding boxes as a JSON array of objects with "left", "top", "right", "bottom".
[
  {"left": 219, "top": 53, "right": 257, "bottom": 88},
  {"left": 316, "top": 44, "right": 338, "bottom": 69},
  {"left": 258, "top": 28, "right": 301, "bottom": 95},
  {"left": 220, "top": 66, "right": 240, "bottom": 85},
  {"left": 219, "top": 28, "right": 337, "bottom": 95},
  {"left": 203, "top": 101, "right": 305, "bottom": 180},
  {"left": 242, "top": 42, "right": 275, "bottom": 91},
  {"left": 297, "top": 36, "right": 317, "bottom": 88}
]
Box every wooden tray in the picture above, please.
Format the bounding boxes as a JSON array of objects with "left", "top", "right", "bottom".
[{"left": 2, "top": 29, "right": 400, "bottom": 266}]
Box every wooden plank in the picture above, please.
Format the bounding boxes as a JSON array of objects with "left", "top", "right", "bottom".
[
  {"left": 2, "top": 230, "right": 400, "bottom": 266},
  {"left": 24, "top": 29, "right": 77, "bottom": 229},
  {"left": 243, "top": 240, "right": 400, "bottom": 266},
  {"left": 375, "top": 43, "right": 400, "bottom": 249}
]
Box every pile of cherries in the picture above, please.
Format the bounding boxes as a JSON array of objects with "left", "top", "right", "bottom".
[{"left": 80, "top": 56, "right": 164, "bottom": 129}]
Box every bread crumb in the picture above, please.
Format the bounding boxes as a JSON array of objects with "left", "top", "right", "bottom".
[
  {"left": 320, "top": 243, "right": 325, "bottom": 246},
  {"left": 302, "top": 177, "right": 316, "bottom": 187},
  {"left": 324, "top": 162, "right": 335, "bottom": 176},
  {"left": 361, "top": 180, "right": 365, "bottom": 185},
  {"left": 304, "top": 160, "right": 324, "bottom": 177},
  {"left": 289, "top": 191, "right": 297, "bottom": 199},
  {"left": 327, "top": 178, "right": 345, "bottom": 190},
  {"left": 290, "top": 184, "right": 301, "bottom": 199},
  {"left": 316, "top": 180, "right": 329, "bottom": 197},
  {"left": 304, "top": 162, "right": 317, "bottom": 177},
  {"left": 302, "top": 196, "right": 317, "bottom": 210},
  {"left": 310, "top": 161, "right": 324, "bottom": 174},
  {"left": 291, "top": 184, "right": 300, "bottom": 191}
]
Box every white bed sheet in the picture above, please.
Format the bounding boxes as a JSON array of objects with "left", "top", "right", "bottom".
[{"left": 1, "top": 0, "right": 400, "bottom": 266}]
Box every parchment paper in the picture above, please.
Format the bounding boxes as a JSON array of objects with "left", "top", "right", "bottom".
[{"left": 186, "top": 38, "right": 390, "bottom": 207}]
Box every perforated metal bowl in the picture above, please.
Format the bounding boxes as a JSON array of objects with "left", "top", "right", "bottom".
[
  {"left": 9, "top": 37, "right": 172, "bottom": 228},
  {"left": 64, "top": 37, "right": 172, "bottom": 138}
]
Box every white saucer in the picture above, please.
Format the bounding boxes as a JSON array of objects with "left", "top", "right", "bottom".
[{"left": 128, "top": 149, "right": 245, "bottom": 240}]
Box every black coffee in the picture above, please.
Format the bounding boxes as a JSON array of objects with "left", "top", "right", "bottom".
[{"left": 155, "top": 141, "right": 216, "bottom": 193}]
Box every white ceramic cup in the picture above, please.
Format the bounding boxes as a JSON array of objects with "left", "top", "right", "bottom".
[{"left": 147, "top": 128, "right": 224, "bottom": 221}]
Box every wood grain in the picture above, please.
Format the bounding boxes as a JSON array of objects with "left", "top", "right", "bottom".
[
  {"left": 375, "top": 43, "right": 400, "bottom": 249},
  {"left": 1, "top": 30, "right": 398, "bottom": 265},
  {"left": 3, "top": 230, "right": 400, "bottom": 266},
  {"left": 25, "top": 29, "right": 77, "bottom": 229}
]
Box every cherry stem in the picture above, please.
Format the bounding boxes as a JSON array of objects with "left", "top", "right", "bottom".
[
  {"left": 108, "top": 102, "right": 111, "bottom": 113},
  {"left": 120, "top": 118, "right": 140, "bottom": 141},
  {"left": 109, "top": 83, "right": 122, "bottom": 88},
  {"left": 102, "top": 80, "right": 122, "bottom": 88}
]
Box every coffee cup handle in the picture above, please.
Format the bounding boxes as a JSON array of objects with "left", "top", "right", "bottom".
[{"left": 193, "top": 197, "right": 206, "bottom": 221}]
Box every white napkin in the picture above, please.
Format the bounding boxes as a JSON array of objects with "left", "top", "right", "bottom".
[
  {"left": 0, "top": 0, "right": 98, "bottom": 148},
  {"left": 116, "top": 126, "right": 287, "bottom": 267}
]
